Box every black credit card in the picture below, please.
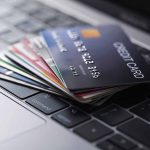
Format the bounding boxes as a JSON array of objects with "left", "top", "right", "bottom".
[{"left": 41, "top": 25, "right": 150, "bottom": 91}]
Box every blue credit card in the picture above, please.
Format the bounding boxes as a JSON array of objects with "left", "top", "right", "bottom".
[
  {"left": 0, "top": 67, "right": 48, "bottom": 88},
  {"left": 41, "top": 25, "right": 150, "bottom": 91}
]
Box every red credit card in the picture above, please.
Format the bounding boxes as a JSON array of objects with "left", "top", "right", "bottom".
[{"left": 10, "top": 41, "right": 65, "bottom": 88}]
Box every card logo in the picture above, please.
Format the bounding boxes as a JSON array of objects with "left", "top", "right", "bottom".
[
  {"left": 113, "top": 42, "right": 144, "bottom": 79},
  {"left": 80, "top": 28, "right": 101, "bottom": 38}
]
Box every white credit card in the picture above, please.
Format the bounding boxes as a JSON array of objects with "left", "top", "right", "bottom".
[
  {"left": 0, "top": 73, "right": 63, "bottom": 97},
  {"left": 0, "top": 59, "right": 49, "bottom": 86}
]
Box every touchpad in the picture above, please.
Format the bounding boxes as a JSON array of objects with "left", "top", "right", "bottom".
[{"left": 0, "top": 93, "right": 45, "bottom": 143}]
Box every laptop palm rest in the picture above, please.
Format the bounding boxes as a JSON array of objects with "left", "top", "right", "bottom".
[{"left": 0, "top": 93, "right": 45, "bottom": 143}]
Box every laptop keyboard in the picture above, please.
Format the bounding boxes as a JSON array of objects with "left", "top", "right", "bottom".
[
  {"left": 1, "top": 0, "right": 150, "bottom": 150},
  {"left": 93, "top": 104, "right": 133, "bottom": 126},
  {"left": 26, "top": 93, "right": 69, "bottom": 115},
  {"left": 0, "top": 80, "right": 39, "bottom": 99}
]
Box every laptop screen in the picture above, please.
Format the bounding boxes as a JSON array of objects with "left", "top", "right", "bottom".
[
  {"left": 78, "top": 0, "right": 150, "bottom": 32},
  {"left": 78, "top": 0, "right": 150, "bottom": 17},
  {"left": 105, "top": 0, "right": 150, "bottom": 17}
]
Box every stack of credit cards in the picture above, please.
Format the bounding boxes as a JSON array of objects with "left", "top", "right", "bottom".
[{"left": 1, "top": 25, "right": 150, "bottom": 105}]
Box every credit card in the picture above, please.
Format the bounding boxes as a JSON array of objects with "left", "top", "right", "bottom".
[
  {"left": 0, "top": 59, "right": 64, "bottom": 95},
  {"left": 5, "top": 50, "right": 61, "bottom": 87},
  {"left": 0, "top": 49, "right": 36, "bottom": 76},
  {"left": 6, "top": 50, "right": 80, "bottom": 102},
  {"left": 76, "top": 86, "right": 128, "bottom": 102},
  {"left": 12, "top": 40, "right": 63, "bottom": 86},
  {"left": 41, "top": 25, "right": 150, "bottom": 91},
  {"left": 10, "top": 43, "right": 63, "bottom": 87},
  {"left": 0, "top": 73, "right": 59, "bottom": 95},
  {"left": 29, "top": 37, "right": 66, "bottom": 85},
  {"left": 0, "top": 66, "right": 48, "bottom": 88},
  {"left": 0, "top": 58, "right": 48, "bottom": 86}
]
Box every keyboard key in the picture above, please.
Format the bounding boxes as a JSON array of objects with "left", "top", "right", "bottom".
[
  {"left": 130, "top": 100, "right": 150, "bottom": 121},
  {"left": 111, "top": 86, "right": 146, "bottom": 108},
  {"left": 0, "top": 30, "right": 24, "bottom": 44},
  {"left": 94, "top": 104, "right": 133, "bottom": 126},
  {"left": 59, "top": 18, "right": 83, "bottom": 27},
  {"left": 26, "top": 93, "right": 68, "bottom": 115},
  {"left": 17, "top": 1, "right": 41, "bottom": 14},
  {"left": 31, "top": 9, "right": 60, "bottom": 22},
  {"left": 108, "top": 134, "right": 137, "bottom": 150},
  {"left": 47, "top": 15, "right": 84, "bottom": 28},
  {"left": 118, "top": 118, "right": 150, "bottom": 147},
  {"left": 132, "top": 148, "right": 145, "bottom": 150},
  {"left": 74, "top": 120, "right": 113, "bottom": 142},
  {"left": 52, "top": 107, "right": 90, "bottom": 128},
  {"left": 0, "top": 6, "right": 12, "bottom": 17},
  {"left": 47, "top": 18, "right": 67, "bottom": 28},
  {"left": 97, "top": 140, "right": 122, "bottom": 150},
  {"left": 1, "top": 0, "right": 24, "bottom": 7},
  {"left": 4, "top": 12, "right": 29, "bottom": 25},
  {"left": 1, "top": 79, "right": 39, "bottom": 99},
  {"left": 16, "top": 19, "right": 45, "bottom": 33},
  {"left": 0, "top": 22, "right": 9, "bottom": 34}
]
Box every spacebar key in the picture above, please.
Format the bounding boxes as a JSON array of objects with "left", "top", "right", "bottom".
[{"left": 118, "top": 118, "right": 150, "bottom": 147}]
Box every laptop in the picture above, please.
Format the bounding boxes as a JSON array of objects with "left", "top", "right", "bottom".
[{"left": 0, "top": 0, "right": 150, "bottom": 149}]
